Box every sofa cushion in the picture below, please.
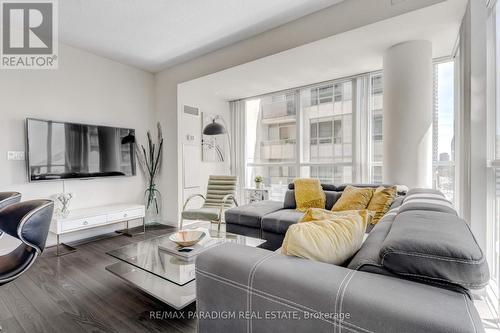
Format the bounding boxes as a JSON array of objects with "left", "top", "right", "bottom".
[
  {"left": 380, "top": 210, "right": 490, "bottom": 290},
  {"left": 293, "top": 178, "right": 327, "bottom": 212},
  {"left": 332, "top": 185, "right": 375, "bottom": 211},
  {"left": 366, "top": 186, "right": 398, "bottom": 224},
  {"left": 225, "top": 200, "right": 283, "bottom": 228},
  {"left": 282, "top": 210, "right": 368, "bottom": 265},
  {"left": 284, "top": 190, "right": 342, "bottom": 210},
  {"left": 261, "top": 209, "right": 304, "bottom": 234}
]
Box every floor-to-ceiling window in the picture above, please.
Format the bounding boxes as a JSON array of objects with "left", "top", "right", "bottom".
[
  {"left": 433, "top": 61, "right": 456, "bottom": 202},
  {"left": 241, "top": 67, "right": 455, "bottom": 201},
  {"left": 487, "top": 0, "right": 500, "bottom": 318},
  {"left": 245, "top": 92, "right": 298, "bottom": 200},
  {"left": 369, "top": 73, "right": 384, "bottom": 184},
  {"left": 300, "top": 80, "right": 353, "bottom": 184}
]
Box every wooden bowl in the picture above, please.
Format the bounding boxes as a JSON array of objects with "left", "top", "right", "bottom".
[{"left": 169, "top": 230, "right": 206, "bottom": 247}]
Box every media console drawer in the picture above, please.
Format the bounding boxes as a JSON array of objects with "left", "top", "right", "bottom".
[
  {"left": 61, "top": 214, "right": 107, "bottom": 232},
  {"left": 107, "top": 208, "right": 144, "bottom": 222}
]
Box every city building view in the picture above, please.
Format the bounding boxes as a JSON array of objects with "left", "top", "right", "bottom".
[{"left": 245, "top": 62, "right": 455, "bottom": 202}]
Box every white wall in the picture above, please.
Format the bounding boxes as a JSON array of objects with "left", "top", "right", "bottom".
[
  {"left": 177, "top": 83, "right": 230, "bottom": 210},
  {"left": 155, "top": 0, "right": 445, "bottom": 225},
  {"left": 0, "top": 44, "right": 155, "bottom": 250}
]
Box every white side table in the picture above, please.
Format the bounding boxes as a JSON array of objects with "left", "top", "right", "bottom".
[{"left": 244, "top": 187, "right": 270, "bottom": 204}]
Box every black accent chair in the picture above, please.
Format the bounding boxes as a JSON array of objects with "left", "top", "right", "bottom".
[
  {"left": 0, "top": 192, "right": 21, "bottom": 211},
  {"left": 0, "top": 200, "right": 54, "bottom": 287},
  {"left": 0, "top": 192, "right": 21, "bottom": 239}
]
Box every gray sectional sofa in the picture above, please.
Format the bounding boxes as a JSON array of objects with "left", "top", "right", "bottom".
[
  {"left": 225, "top": 183, "right": 405, "bottom": 250},
  {"left": 196, "top": 187, "right": 489, "bottom": 333}
]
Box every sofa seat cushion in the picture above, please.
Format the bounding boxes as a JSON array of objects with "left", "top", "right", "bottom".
[
  {"left": 261, "top": 209, "right": 304, "bottom": 235},
  {"left": 225, "top": 201, "right": 283, "bottom": 228},
  {"left": 380, "top": 210, "right": 490, "bottom": 290}
]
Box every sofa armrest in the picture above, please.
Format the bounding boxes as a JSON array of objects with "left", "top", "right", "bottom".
[{"left": 196, "top": 244, "right": 484, "bottom": 333}]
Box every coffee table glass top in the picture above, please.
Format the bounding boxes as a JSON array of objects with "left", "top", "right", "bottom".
[{"left": 107, "top": 224, "right": 265, "bottom": 286}]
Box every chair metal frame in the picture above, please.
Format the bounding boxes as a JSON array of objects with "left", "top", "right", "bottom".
[{"left": 181, "top": 193, "right": 238, "bottom": 231}]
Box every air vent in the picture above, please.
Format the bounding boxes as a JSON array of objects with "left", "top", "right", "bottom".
[{"left": 184, "top": 105, "right": 199, "bottom": 116}]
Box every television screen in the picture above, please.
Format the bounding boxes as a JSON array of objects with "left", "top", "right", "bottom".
[{"left": 26, "top": 118, "right": 136, "bottom": 181}]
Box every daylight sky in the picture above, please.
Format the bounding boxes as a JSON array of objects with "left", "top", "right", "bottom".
[{"left": 437, "top": 61, "right": 454, "bottom": 157}]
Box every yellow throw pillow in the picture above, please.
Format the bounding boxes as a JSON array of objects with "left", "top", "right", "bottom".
[
  {"left": 366, "top": 186, "right": 397, "bottom": 224},
  {"left": 301, "top": 208, "right": 374, "bottom": 226},
  {"left": 293, "top": 178, "right": 326, "bottom": 212},
  {"left": 282, "top": 210, "right": 368, "bottom": 265},
  {"left": 332, "top": 185, "right": 374, "bottom": 212}
]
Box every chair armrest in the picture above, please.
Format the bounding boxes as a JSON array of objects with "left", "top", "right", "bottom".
[
  {"left": 182, "top": 194, "right": 206, "bottom": 210},
  {"left": 222, "top": 194, "right": 238, "bottom": 207},
  {"left": 0, "top": 200, "right": 54, "bottom": 253},
  {"left": 196, "top": 244, "right": 484, "bottom": 333},
  {"left": 0, "top": 192, "right": 21, "bottom": 211},
  {"left": 219, "top": 194, "right": 238, "bottom": 221}
]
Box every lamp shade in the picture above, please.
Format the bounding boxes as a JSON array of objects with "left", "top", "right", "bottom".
[
  {"left": 121, "top": 131, "right": 136, "bottom": 144},
  {"left": 203, "top": 119, "right": 227, "bottom": 135}
]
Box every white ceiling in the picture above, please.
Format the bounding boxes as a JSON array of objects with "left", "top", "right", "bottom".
[
  {"left": 59, "top": 0, "right": 344, "bottom": 72},
  {"left": 180, "top": 0, "right": 466, "bottom": 101}
]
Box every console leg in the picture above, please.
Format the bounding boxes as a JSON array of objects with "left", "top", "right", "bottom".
[
  {"left": 116, "top": 219, "right": 145, "bottom": 237},
  {"left": 55, "top": 235, "right": 77, "bottom": 257}
]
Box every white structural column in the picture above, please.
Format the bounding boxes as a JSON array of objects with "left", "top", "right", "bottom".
[{"left": 382, "top": 40, "right": 433, "bottom": 188}]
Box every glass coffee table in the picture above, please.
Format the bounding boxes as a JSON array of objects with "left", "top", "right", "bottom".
[{"left": 106, "top": 223, "right": 266, "bottom": 309}]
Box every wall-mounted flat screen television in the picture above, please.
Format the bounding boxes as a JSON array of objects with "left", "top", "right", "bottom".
[{"left": 26, "top": 118, "right": 136, "bottom": 181}]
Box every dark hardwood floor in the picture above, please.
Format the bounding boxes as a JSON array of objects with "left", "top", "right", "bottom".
[{"left": 0, "top": 226, "right": 197, "bottom": 333}]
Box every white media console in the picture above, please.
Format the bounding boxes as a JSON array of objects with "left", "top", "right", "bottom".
[{"left": 50, "top": 203, "right": 146, "bottom": 256}]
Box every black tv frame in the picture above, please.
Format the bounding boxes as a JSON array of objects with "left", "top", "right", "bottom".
[{"left": 25, "top": 118, "right": 137, "bottom": 182}]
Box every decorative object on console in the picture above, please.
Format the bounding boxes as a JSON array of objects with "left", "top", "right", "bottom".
[
  {"left": 136, "top": 122, "right": 164, "bottom": 226},
  {"left": 201, "top": 113, "right": 232, "bottom": 173},
  {"left": 254, "top": 175, "right": 263, "bottom": 189},
  {"left": 53, "top": 181, "right": 73, "bottom": 218},
  {"left": 56, "top": 192, "right": 73, "bottom": 217}
]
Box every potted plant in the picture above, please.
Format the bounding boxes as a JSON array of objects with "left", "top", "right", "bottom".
[
  {"left": 254, "top": 175, "right": 263, "bottom": 189},
  {"left": 136, "top": 122, "right": 164, "bottom": 225}
]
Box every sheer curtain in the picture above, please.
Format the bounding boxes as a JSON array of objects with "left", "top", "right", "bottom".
[{"left": 230, "top": 100, "right": 246, "bottom": 203}]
